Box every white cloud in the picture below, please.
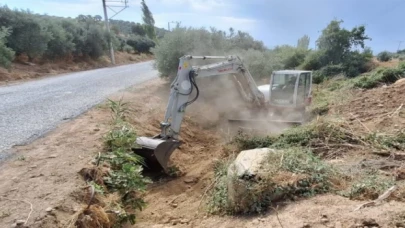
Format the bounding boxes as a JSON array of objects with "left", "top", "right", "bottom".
[{"left": 153, "top": 12, "right": 259, "bottom": 34}]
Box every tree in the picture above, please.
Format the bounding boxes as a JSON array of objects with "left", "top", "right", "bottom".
[
  {"left": 45, "top": 20, "right": 75, "bottom": 59},
  {"left": 0, "top": 26, "right": 15, "bottom": 69},
  {"left": 297, "top": 35, "right": 310, "bottom": 50},
  {"left": 303, "top": 20, "right": 373, "bottom": 78},
  {"left": 228, "top": 27, "right": 235, "bottom": 38},
  {"left": 316, "top": 20, "right": 370, "bottom": 65},
  {"left": 131, "top": 23, "right": 146, "bottom": 36},
  {"left": 141, "top": 0, "right": 156, "bottom": 39},
  {"left": 8, "top": 18, "right": 52, "bottom": 61}
]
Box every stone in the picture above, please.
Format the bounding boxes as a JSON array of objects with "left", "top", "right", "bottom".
[
  {"left": 48, "top": 154, "right": 57, "bottom": 158},
  {"left": 227, "top": 148, "right": 273, "bottom": 178},
  {"left": 180, "top": 219, "right": 190, "bottom": 224},
  {"left": 395, "top": 78, "right": 405, "bottom": 85},
  {"left": 362, "top": 218, "right": 379, "bottom": 226},
  {"left": 321, "top": 214, "right": 329, "bottom": 224},
  {"left": 16, "top": 220, "right": 25, "bottom": 225},
  {"left": 321, "top": 217, "right": 329, "bottom": 223},
  {"left": 45, "top": 207, "right": 53, "bottom": 212},
  {"left": 183, "top": 177, "right": 198, "bottom": 184},
  {"left": 226, "top": 148, "right": 276, "bottom": 211}
]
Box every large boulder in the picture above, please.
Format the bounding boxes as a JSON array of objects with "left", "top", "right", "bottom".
[{"left": 226, "top": 148, "right": 276, "bottom": 213}]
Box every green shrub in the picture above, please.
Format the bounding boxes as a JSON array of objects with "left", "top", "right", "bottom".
[
  {"left": 353, "top": 66, "right": 404, "bottom": 89},
  {"left": 377, "top": 51, "right": 393, "bottom": 62},
  {"left": 126, "top": 35, "right": 155, "bottom": 53},
  {"left": 283, "top": 49, "right": 308, "bottom": 69},
  {"left": 301, "top": 50, "right": 326, "bottom": 71},
  {"left": 0, "top": 26, "right": 15, "bottom": 69},
  {"left": 123, "top": 45, "right": 133, "bottom": 53},
  {"left": 312, "top": 71, "right": 325, "bottom": 84}
]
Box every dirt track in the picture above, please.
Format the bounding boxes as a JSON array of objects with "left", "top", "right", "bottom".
[{"left": 1, "top": 78, "right": 405, "bottom": 227}]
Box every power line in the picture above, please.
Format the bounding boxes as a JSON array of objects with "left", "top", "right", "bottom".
[
  {"left": 102, "top": 0, "right": 129, "bottom": 65},
  {"left": 397, "top": 41, "right": 403, "bottom": 52}
]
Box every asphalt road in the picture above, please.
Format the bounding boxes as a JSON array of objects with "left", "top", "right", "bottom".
[{"left": 0, "top": 60, "right": 158, "bottom": 155}]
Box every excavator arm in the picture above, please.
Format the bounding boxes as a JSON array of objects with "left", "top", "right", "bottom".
[{"left": 134, "top": 55, "right": 265, "bottom": 172}]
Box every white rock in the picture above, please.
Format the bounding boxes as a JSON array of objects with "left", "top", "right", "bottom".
[
  {"left": 226, "top": 148, "right": 276, "bottom": 209},
  {"left": 227, "top": 148, "right": 273, "bottom": 178}
]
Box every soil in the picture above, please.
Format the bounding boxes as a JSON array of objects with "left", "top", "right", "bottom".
[
  {"left": 1, "top": 76, "right": 405, "bottom": 227},
  {"left": 336, "top": 82, "right": 405, "bottom": 134},
  {"left": 0, "top": 52, "right": 153, "bottom": 85}
]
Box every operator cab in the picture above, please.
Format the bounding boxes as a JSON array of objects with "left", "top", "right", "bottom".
[
  {"left": 258, "top": 70, "right": 312, "bottom": 120},
  {"left": 268, "top": 70, "right": 312, "bottom": 108}
]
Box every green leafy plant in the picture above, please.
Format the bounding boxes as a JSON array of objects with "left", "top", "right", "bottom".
[{"left": 104, "top": 122, "right": 138, "bottom": 151}]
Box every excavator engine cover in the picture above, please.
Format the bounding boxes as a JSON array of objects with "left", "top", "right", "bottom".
[{"left": 132, "top": 136, "right": 181, "bottom": 172}]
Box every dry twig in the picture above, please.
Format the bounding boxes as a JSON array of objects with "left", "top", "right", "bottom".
[
  {"left": 353, "top": 185, "right": 397, "bottom": 211},
  {"left": 389, "top": 103, "right": 403, "bottom": 117},
  {"left": 350, "top": 113, "right": 371, "bottom": 133},
  {"left": 0, "top": 197, "right": 33, "bottom": 225},
  {"left": 270, "top": 205, "right": 284, "bottom": 228},
  {"left": 196, "top": 176, "right": 220, "bottom": 215}
]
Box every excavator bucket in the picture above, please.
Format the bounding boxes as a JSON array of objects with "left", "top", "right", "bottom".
[{"left": 132, "top": 136, "right": 182, "bottom": 172}]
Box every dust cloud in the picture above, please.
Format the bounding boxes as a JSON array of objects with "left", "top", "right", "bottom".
[{"left": 184, "top": 71, "right": 292, "bottom": 141}]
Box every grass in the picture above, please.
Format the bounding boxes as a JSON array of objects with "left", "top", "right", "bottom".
[
  {"left": 340, "top": 173, "right": 395, "bottom": 200},
  {"left": 207, "top": 148, "right": 341, "bottom": 215}
]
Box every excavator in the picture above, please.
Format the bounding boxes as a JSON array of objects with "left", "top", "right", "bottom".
[{"left": 133, "top": 55, "right": 313, "bottom": 172}]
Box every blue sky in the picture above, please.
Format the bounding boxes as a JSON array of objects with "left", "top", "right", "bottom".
[{"left": 2, "top": 0, "right": 405, "bottom": 53}]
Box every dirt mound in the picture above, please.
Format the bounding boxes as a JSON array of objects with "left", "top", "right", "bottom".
[{"left": 335, "top": 82, "right": 405, "bottom": 133}]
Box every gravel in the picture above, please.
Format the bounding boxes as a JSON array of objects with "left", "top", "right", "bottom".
[{"left": 0, "top": 61, "right": 158, "bottom": 155}]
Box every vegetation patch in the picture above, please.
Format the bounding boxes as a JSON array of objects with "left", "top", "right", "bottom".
[
  {"left": 233, "top": 118, "right": 365, "bottom": 158},
  {"left": 206, "top": 148, "right": 342, "bottom": 215},
  {"left": 75, "top": 98, "right": 151, "bottom": 227},
  {"left": 340, "top": 174, "right": 395, "bottom": 200},
  {"left": 353, "top": 62, "right": 405, "bottom": 89}
]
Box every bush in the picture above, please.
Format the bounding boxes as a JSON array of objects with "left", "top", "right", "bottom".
[
  {"left": 377, "top": 51, "right": 393, "bottom": 62},
  {"left": 283, "top": 49, "right": 307, "bottom": 69},
  {"left": 126, "top": 35, "right": 155, "bottom": 53},
  {"left": 0, "top": 26, "right": 15, "bottom": 69},
  {"left": 353, "top": 66, "right": 405, "bottom": 89},
  {"left": 123, "top": 45, "right": 133, "bottom": 53},
  {"left": 301, "top": 50, "right": 327, "bottom": 71},
  {"left": 342, "top": 49, "right": 374, "bottom": 77}
]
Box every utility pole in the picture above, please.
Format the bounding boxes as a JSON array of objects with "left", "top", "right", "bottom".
[
  {"left": 102, "top": 0, "right": 129, "bottom": 65},
  {"left": 167, "top": 21, "right": 177, "bottom": 31},
  {"left": 397, "top": 41, "right": 403, "bottom": 52}
]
